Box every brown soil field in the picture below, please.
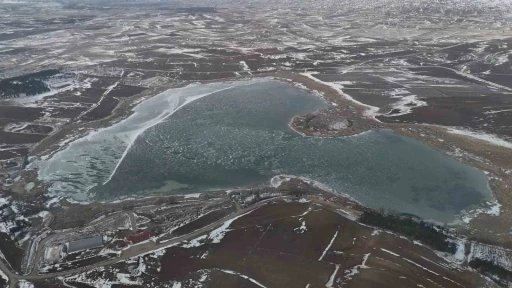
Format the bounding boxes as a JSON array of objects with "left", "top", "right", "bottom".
[
  {"left": 40, "top": 255, "right": 115, "bottom": 274},
  {"left": 207, "top": 270, "right": 262, "bottom": 288},
  {"left": 0, "top": 131, "right": 46, "bottom": 145},
  {"left": 0, "top": 150, "right": 19, "bottom": 160},
  {"left": 379, "top": 96, "right": 512, "bottom": 139},
  {"left": 0, "top": 106, "right": 45, "bottom": 122},
  {"left": 158, "top": 201, "right": 489, "bottom": 288},
  {"left": 15, "top": 125, "right": 53, "bottom": 135},
  {"left": 177, "top": 72, "right": 239, "bottom": 82},
  {"left": 0, "top": 148, "right": 28, "bottom": 160},
  {"left": 81, "top": 97, "right": 120, "bottom": 121},
  {"left": 48, "top": 107, "right": 88, "bottom": 119},
  {"left": 108, "top": 85, "right": 146, "bottom": 98}
]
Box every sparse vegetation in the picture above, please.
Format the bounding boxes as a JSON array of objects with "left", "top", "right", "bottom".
[
  {"left": 0, "top": 69, "right": 64, "bottom": 98},
  {"left": 0, "top": 232, "right": 24, "bottom": 272},
  {"left": 359, "top": 210, "right": 456, "bottom": 254},
  {"left": 469, "top": 259, "right": 512, "bottom": 286}
]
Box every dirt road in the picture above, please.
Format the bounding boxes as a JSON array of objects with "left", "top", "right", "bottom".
[{"left": 1, "top": 199, "right": 275, "bottom": 287}]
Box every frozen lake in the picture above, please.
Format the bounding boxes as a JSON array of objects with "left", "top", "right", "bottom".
[{"left": 40, "top": 80, "right": 494, "bottom": 222}]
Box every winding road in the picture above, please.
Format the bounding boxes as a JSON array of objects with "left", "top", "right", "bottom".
[{"left": 0, "top": 199, "right": 274, "bottom": 288}]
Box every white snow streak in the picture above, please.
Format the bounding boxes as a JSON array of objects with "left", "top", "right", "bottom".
[
  {"left": 325, "top": 264, "right": 340, "bottom": 287},
  {"left": 302, "top": 72, "right": 380, "bottom": 118},
  {"left": 295, "top": 221, "right": 307, "bottom": 233},
  {"left": 0, "top": 268, "right": 8, "bottom": 284},
  {"left": 209, "top": 208, "right": 258, "bottom": 243},
  {"left": 402, "top": 257, "right": 439, "bottom": 276},
  {"left": 182, "top": 207, "right": 260, "bottom": 247},
  {"left": 319, "top": 230, "right": 338, "bottom": 261},
  {"left": 220, "top": 269, "right": 266, "bottom": 288},
  {"left": 103, "top": 84, "right": 242, "bottom": 187},
  {"left": 344, "top": 253, "right": 371, "bottom": 280},
  {"left": 447, "top": 128, "right": 512, "bottom": 149},
  {"left": 380, "top": 248, "right": 400, "bottom": 257}
]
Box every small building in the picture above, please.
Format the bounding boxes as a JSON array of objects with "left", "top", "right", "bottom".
[
  {"left": 126, "top": 230, "right": 153, "bottom": 244},
  {"left": 116, "top": 241, "right": 128, "bottom": 250},
  {"left": 44, "top": 245, "right": 63, "bottom": 263},
  {"left": 66, "top": 235, "right": 104, "bottom": 254}
]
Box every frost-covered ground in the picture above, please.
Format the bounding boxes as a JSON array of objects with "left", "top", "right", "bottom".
[{"left": 1, "top": 1, "right": 512, "bottom": 286}]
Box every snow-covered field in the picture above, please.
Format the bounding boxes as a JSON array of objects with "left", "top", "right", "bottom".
[{"left": 468, "top": 242, "right": 512, "bottom": 271}]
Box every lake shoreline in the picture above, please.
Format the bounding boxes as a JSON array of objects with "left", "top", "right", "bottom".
[
  {"left": 271, "top": 71, "right": 512, "bottom": 247},
  {"left": 13, "top": 72, "right": 512, "bottom": 247}
]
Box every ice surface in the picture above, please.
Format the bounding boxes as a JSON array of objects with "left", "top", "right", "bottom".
[
  {"left": 39, "top": 80, "right": 261, "bottom": 200},
  {"left": 39, "top": 81, "right": 494, "bottom": 223}
]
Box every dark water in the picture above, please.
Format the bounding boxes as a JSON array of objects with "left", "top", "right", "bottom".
[{"left": 91, "top": 81, "right": 492, "bottom": 222}]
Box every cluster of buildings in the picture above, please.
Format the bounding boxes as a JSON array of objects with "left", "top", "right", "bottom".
[
  {"left": 44, "top": 235, "right": 105, "bottom": 263},
  {"left": 117, "top": 230, "right": 153, "bottom": 249},
  {"left": 44, "top": 229, "right": 155, "bottom": 264}
]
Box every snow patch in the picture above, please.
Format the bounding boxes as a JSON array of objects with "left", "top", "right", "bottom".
[
  {"left": 302, "top": 73, "right": 380, "bottom": 119},
  {"left": 325, "top": 264, "right": 340, "bottom": 287},
  {"left": 344, "top": 253, "right": 371, "bottom": 280},
  {"left": 182, "top": 208, "right": 259, "bottom": 247},
  {"left": 295, "top": 207, "right": 312, "bottom": 218},
  {"left": 468, "top": 242, "right": 512, "bottom": 271},
  {"left": 319, "top": 230, "right": 338, "bottom": 261},
  {"left": 453, "top": 239, "right": 466, "bottom": 262},
  {"left": 239, "top": 61, "right": 251, "bottom": 71},
  {"left": 219, "top": 269, "right": 266, "bottom": 288},
  {"left": 329, "top": 120, "right": 351, "bottom": 130},
  {"left": 459, "top": 201, "right": 502, "bottom": 224},
  {"left": 184, "top": 193, "right": 201, "bottom": 199},
  {"left": 381, "top": 248, "right": 400, "bottom": 257},
  {"left": 208, "top": 209, "right": 257, "bottom": 243},
  {"left": 298, "top": 198, "right": 310, "bottom": 203},
  {"left": 0, "top": 268, "right": 8, "bottom": 284},
  {"left": 294, "top": 221, "right": 307, "bottom": 233},
  {"left": 270, "top": 175, "right": 291, "bottom": 188},
  {"left": 383, "top": 91, "right": 427, "bottom": 117},
  {"left": 18, "top": 280, "right": 35, "bottom": 288},
  {"left": 447, "top": 128, "right": 512, "bottom": 149}
]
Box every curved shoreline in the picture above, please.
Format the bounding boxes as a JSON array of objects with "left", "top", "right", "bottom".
[
  {"left": 42, "top": 78, "right": 494, "bottom": 221},
  {"left": 101, "top": 83, "right": 255, "bottom": 188},
  {"left": 281, "top": 79, "right": 502, "bottom": 226},
  {"left": 37, "top": 80, "right": 265, "bottom": 199},
  {"left": 270, "top": 71, "right": 512, "bottom": 246},
  {"left": 17, "top": 72, "right": 512, "bottom": 247}
]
